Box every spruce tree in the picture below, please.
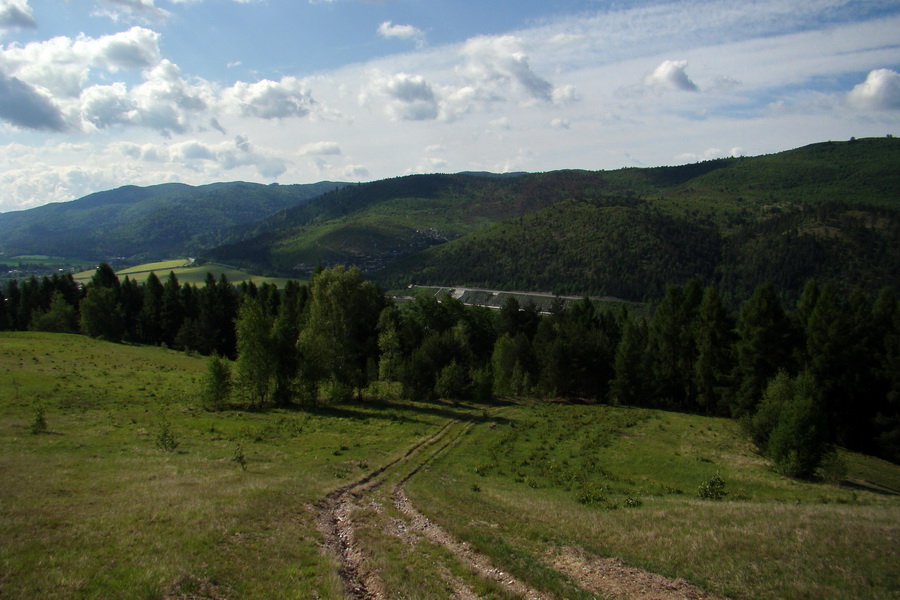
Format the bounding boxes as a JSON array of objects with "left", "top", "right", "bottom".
[{"left": 732, "top": 283, "right": 793, "bottom": 417}]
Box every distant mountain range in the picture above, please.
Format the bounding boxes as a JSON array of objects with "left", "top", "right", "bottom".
[
  {"left": 1, "top": 137, "right": 898, "bottom": 303},
  {"left": 0, "top": 180, "right": 346, "bottom": 262}
]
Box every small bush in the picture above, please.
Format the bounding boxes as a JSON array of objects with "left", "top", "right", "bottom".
[
  {"left": 30, "top": 407, "right": 47, "bottom": 435},
  {"left": 698, "top": 473, "right": 727, "bottom": 500},
  {"left": 624, "top": 496, "right": 643, "bottom": 508},
  {"left": 233, "top": 441, "right": 247, "bottom": 471},
  {"left": 155, "top": 420, "right": 179, "bottom": 453},
  {"left": 577, "top": 485, "right": 607, "bottom": 505}
]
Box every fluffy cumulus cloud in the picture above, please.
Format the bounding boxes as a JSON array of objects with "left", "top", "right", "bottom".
[
  {"left": 0, "top": 26, "right": 161, "bottom": 97},
  {"left": 77, "top": 61, "right": 212, "bottom": 135},
  {"left": 224, "top": 76, "right": 315, "bottom": 119},
  {"left": 847, "top": 69, "right": 900, "bottom": 111},
  {"left": 0, "top": 0, "right": 35, "bottom": 30},
  {"left": 362, "top": 71, "right": 438, "bottom": 121},
  {"left": 377, "top": 21, "right": 425, "bottom": 48},
  {"left": 644, "top": 60, "right": 698, "bottom": 92},
  {"left": 458, "top": 35, "right": 554, "bottom": 102}
]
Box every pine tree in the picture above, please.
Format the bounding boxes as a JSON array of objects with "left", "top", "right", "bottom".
[
  {"left": 732, "top": 283, "right": 793, "bottom": 417},
  {"left": 693, "top": 286, "right": 733, "bottom": 415},
  {"left": 140, "top": 272, "right": 165, "bottom": 344},
  {"left": 79, "top": 286, "right": 124, "bottom": 341},
  {"left": 610, "top": 316, "right": 649, "bottom": 406}
]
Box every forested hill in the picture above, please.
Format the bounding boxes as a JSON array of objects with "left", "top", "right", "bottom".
[
  {"left": 208, "top": 137, "right": 900, "bottom": 303},
  {"left": 0, "top": 180, "right": 346, "bottom": 261}
]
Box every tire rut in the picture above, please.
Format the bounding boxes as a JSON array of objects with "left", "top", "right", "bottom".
[
  {"left": 317, "top": 408, "right": 727, "bottom": 600},
  {"left": 314, "top": 418, "right": 463, "bottom": 599}
]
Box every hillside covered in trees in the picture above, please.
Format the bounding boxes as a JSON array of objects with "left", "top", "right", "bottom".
[
  {"left": 207, "top": 137, "right": 900, "bottom": 304},
  {"left": 0, "top": 180, "right": 345, "bottom": 262}
]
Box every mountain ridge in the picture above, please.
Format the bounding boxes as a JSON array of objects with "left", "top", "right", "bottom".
[{"left": 2, "top": 137, "right": 898, "bottom": 303}]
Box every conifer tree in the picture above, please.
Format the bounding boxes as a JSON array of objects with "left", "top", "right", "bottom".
[
  {"left": 693, "top": 286, "right": 733, "bottom": 414},
  {"left": 732, "top": 283, "right": 793, "bottom": 417}
]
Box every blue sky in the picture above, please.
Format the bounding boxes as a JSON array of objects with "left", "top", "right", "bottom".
[{"left": 0, "top": 0, "right": 898, "bottom": 212}]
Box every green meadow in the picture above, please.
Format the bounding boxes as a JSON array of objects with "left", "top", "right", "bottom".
[{"left": 2, "top": 331, "right": 899, "bottom": 599}]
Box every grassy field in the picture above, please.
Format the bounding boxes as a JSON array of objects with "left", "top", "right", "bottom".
[
  {"left": 407, "top": 402, "right": 900, "bottom": 600},
  {"left": 73, "top": 259, "right": 295, "bottom": 288},
  {"left": 0, "top": 332, "right": 451, "bottom": 599},
  {"left": 2, "top": 332, "right": 899, "bottom": 599}
]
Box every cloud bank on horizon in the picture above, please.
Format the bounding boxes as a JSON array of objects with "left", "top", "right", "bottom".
[{"left": 0, "top": 0, "right": 898, "bottom": 212}]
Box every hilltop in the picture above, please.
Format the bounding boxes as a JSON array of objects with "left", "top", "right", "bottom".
[
  {"left": 0, "top": 180, "right": 346, "bottom": 263},
  {"left": 2, "top": 137, "right": 898, "bottom": 302},
  {"left": 209, "top": 137, "right": 900, "bottom": 302}
]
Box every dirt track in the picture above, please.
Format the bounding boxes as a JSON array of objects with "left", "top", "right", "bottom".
[{"left": 314, "top": 412, "right": 729, "bottom": 600}]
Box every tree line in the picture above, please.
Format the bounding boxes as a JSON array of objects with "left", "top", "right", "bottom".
[
  {"left": 3, "top": 264, "right": 898, "bottom": 471},
  {"left": 0, "top": 264, "right": 246, "bottom": 357}
]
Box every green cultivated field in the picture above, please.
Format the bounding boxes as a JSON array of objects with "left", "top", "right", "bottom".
[
  {"left": 73, "top": 259, "right": 294, "bottom": 288},
  {"left": 2, "top": 332, "right": 899, "bottom": 599}
]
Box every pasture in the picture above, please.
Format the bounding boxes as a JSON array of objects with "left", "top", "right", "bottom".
[{"left": 1, "top": 331, "right": 898, "bottom": 599}]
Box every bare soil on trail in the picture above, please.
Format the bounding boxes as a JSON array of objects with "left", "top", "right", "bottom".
[
  {"left": 315, "top": 414, "right": 731, "bottom": 600},
  {"left": 549, "top": 547, "right": 730, "bottom": 600}
]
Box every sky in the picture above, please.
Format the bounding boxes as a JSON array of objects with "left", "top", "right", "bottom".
[{"left": 0, "top": 0, "right": 898, "bottom": 213}]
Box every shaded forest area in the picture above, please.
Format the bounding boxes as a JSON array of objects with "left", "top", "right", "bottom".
[{"left": 3, "top": 265, "right": 899, "bottom": 470}]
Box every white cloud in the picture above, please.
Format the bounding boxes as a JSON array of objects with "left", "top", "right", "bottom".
[
  {"left": 169, "top": 135, "right": 287, "bottom": 178},
  {"left": 377, "top": 21, "right": 425, "bottom": 48},
  {"left": 93, "top": 0, "right": 170, "bottom": 22},
  {"left": 458, "top": 35, "right": 554, "bottom": 102},
  {"left": 551, "top": 84, "right": 579, "bottom": 105},
  {"left": 406, "top": 156, "right": 448, "bottom": 174},
  {"left": 847, "top": 69, "right": 900, "bottom": 111},
  {"left": 127, "top": 60, "right": 209, "bottom": 134},
  {"left": 299, "top": 141, "right": 341, "bottom": 155},
  {"left": 341, "top": 165, "right": 369, "bottom": 180},
  {"left": 0, "top": 0, "right": 35, "bottom": 30},
  {"left": 0, "top": 27, "right": 161, "bottom": 97},
  {"left": 224, "top": 76, "right": 315, "bottom": 119},
  {"left": 361, "top": 71, "right": 438, "bottom": 121},
  {"left": 644, "top": 60, "right": 698, "bottom": 92}
]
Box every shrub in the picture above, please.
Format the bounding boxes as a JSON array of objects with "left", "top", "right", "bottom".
[
  {"left": 29, "top": 407, "right": 47, "bottom": 435},
  {"left": 201, "top": 354, "right": 231, "bottom": 411},
  {"left": 155, "top": 419, "right": 179, "bottom": 453},
  {"left": 233, "top": 441, "right": 247, "bottom": 471},
  {"left": 698, "top": 473, "right": 727, "bottom": 500}
]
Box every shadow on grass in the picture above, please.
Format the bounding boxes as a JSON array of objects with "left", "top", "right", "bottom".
[
  {"left": 232, "top": 397, "right": 515, "bottom": 427},
  {"left": 842, "top": 479, "right": 900, "bottom": 496}
]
